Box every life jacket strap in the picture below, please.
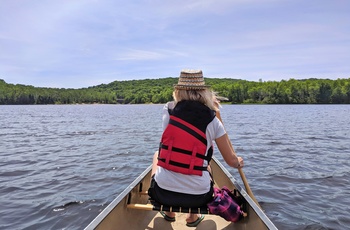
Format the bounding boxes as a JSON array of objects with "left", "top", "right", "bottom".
[
  {"left": 157, "top": 158, "right": 207, "bottom": 171},
  {"left": 159, "top": 143, "right": 212, "bottom": 161}
]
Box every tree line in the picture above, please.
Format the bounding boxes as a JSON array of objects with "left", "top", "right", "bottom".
[{"left": 1, "top": 77, "right": 350, "bottom": 105}]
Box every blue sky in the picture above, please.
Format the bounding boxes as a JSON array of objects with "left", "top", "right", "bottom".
[{"left": 1, "top": 0, "right": 349, "bottom": 88}]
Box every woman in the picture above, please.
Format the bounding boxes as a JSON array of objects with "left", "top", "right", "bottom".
[{"left": 148, "top": 69, "right": 244, "bottom": 227}]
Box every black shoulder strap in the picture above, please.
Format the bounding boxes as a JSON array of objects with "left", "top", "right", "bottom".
[{"left": 171, "top": 101, "right": 216, "bottom": 133}]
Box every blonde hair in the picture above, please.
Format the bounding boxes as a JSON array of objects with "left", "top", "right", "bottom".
[{"left": 172, "top": 88, "right": 218, "bottom": 111}]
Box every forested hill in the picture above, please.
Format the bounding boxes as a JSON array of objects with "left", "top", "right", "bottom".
[{"left": 1, "top": 77, "right": 350, "bottom": 105}]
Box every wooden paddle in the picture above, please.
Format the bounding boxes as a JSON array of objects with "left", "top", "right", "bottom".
[{"left": 216, "top": 110, "right": 262, "bottom": 208}]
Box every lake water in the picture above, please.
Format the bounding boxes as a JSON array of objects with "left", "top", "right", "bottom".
[{"left": 0, "top": 104, "right": 349, "bottom": 230}]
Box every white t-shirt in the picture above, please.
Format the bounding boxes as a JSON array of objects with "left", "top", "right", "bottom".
[{"left": 154, "top": 101, "right": 226, "bottom": 195}]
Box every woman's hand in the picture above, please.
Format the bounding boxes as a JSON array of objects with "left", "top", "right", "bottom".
[{"left": 235, "top": 156, "right": 244, "bottom": 168}]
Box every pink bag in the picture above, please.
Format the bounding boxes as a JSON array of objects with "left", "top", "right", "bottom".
[{"left": 207, "top": 186, "right": 244, "bottom": 222}]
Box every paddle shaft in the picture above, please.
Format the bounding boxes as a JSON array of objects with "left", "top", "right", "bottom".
[{"left": 216, "top": 110, "right": 261, "bottom": 208}]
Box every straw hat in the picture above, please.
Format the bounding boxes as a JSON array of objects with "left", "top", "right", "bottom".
[{"left": 174, "top": 69, "right": 210, "bottom": 90}]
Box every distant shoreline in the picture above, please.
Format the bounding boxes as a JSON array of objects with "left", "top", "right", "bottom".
[{"left": 1, "top": 77, "right": 350, "bottom": 105}]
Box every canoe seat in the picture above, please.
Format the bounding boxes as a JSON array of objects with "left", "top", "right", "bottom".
[
  {"left": 127, "top": 202, "right": 210, "bottom": 214},
  {"left": 127, "top": 190, "right": 247, "bottom": 216},
  {"left": 126, "top": 190, "right": 210, "bottom": 214}
]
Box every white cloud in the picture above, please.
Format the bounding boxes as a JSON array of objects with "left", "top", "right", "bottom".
[{"left": 0, "top": 0, "right": 349, "bottom": 88}]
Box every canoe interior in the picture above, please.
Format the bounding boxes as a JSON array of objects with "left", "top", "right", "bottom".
[{"left": 85, "top": 157, "right": 277, "bottom": 230}]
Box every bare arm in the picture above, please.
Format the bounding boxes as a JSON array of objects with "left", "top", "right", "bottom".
[
  {"left": 215, "top": 110, "right": 244, "bottom": 168},
  {"left": 215, "top": 134, "right": 243, "bottom": 168}
]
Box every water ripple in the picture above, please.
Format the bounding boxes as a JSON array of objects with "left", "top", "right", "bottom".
[{"left": 1, "top": 104, "right": 349, "bottom": 230}]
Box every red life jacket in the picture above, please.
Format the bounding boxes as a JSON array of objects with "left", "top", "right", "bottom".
[{"left": 157, "top": 101, "right": 215, "bottom": 176}]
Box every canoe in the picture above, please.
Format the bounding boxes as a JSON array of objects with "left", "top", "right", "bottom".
[{"left": 85, "top": 157, "right": 278, "bottom": 230}]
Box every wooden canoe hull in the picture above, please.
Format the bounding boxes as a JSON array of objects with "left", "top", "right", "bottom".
[{"left": 85, "top": 157, "right": 277, "bottom": 230}]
